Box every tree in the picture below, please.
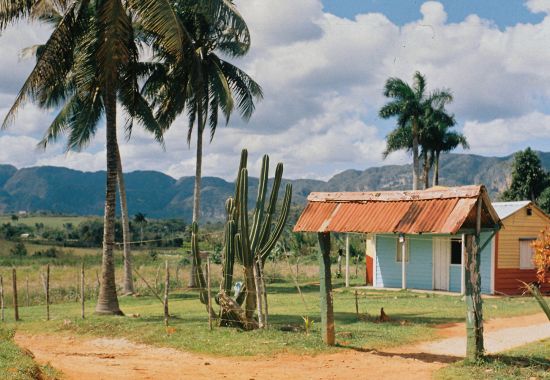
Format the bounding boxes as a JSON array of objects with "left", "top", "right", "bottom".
[
  {"left": 421, "top": 108, "right": 468, "bottom": 187},
  {"left": 144, "top": 0, "right": 262, "bottom": 287},
  {"left": 379, "top": 72, "right": 452, "bottom": 190},
  {"left": 526, "top": 228, "right": 550, "bottom": 321},
  {"left": 1, "top": 0, "right": 193, "bottom": 315},
  {"left": 133, "top": 212, "right": 148, "bottom": 245},
  {"left": 502, "top": 148, "right": 548, "bottom": 202}
]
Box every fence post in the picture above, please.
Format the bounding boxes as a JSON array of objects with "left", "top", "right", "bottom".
[
  {"left": 81, "top": 262, "right": 85, "bottom": 319},
  {"left": 45, "top": 264, "right": 50, "bottom": 321},
  {"left": 163, "top": 260, "right": 169, "bottom": 326},
  {"left": 355, "top": 290, "right": 359, "bottom": 319},
  {"left": 12, "top": 268, "right": 19, "bottom": 321},
  {"left": 206, "top": 256, "right": 212, "bottom": 330},
  {"left": 0, "top": 275, "right": 4, "bottom": 322}
]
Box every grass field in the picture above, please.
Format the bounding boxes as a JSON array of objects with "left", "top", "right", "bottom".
[
  {"left": 436, "top": 338, "right": 550, "bottom": 379},
  {"left": 0, "top": 327, "right": 58, "bottom": 380},
  {"left": 0, "top": 215, "right": 95, "bottom": 229},
  {"left": 1, "top": 281, "right": 548, "bottom": 357}
]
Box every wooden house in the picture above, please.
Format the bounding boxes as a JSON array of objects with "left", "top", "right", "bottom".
[
  {"left": 295, "top": 185, "right": 501, "bottom": 294},
  {"left": 492, "top": 201, "right": 550, "bottom": 295}
]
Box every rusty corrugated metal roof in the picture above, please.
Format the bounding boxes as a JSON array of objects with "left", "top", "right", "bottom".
[{"left": 294, "top": 185, "right": 500, "bottom": 235}]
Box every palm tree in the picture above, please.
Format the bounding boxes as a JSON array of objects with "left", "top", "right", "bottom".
[
  {"left": 144, "top": 0, "right": 262, "bottom": 287},
  {"left": 133, "top": 212, "right": 147, "bottom": 245},
  {"left": 0, "top": 0, "right": 192, "bottom": 315},
  {"left": 379, "top": 72, "right": 452, "bottom": 190},
  {"left": 423, "top": 111, "right": 469, "bottom": 186}
]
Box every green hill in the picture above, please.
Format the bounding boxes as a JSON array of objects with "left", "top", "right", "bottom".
[{"left": 0, "top": 151, "right": 544, "bottom": 221}]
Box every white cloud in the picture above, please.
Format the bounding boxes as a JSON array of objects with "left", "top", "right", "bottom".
[
  {"left": 1, "top": 1, "right": 550, "bottom": 181},
  {"left": 463, "top": 112, "right": 550, "bottom": 154},
  {"left": 526, "top": 0, "right": 550, "bottom": 13}
]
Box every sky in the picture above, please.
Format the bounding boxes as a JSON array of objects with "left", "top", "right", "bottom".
[{"left": 1, "top": 0, "right": 550, "bottom": 180}]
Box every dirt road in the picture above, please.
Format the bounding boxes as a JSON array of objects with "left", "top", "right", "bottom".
[{"left": 14, "top": 313, "right": 549, "bottom": 380}]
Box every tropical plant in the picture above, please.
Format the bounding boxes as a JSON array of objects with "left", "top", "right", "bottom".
[
  {"left": 218, "top": 149, "right": 292, "bottom": 329},
  {"left": 525, "top": 228, "right": 550, "bottom": 321},
  {"left": 502, "top": 148, "right": 549, "bottom": 202},
  {"left": 134, "top": 212, "right": 148, "bottom": 246},
  {"left": 422, "top": 107, "right": 468, "bottom": 187},
  {"left": 0, "top": 0, "right": 193, "bottom": 315},
  {"left": 142, "top": 0, "right": 262, "bottom": 287},
  {"left": 379, "top": 71, "right": 452, "bottom": 190}
]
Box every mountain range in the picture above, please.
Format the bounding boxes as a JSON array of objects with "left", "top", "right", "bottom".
[{"left": 0, "top": 151, "right": 547, "bottom": 221}]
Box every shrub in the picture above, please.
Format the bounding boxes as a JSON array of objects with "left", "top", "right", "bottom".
[{"left": 10, "top": 242, "right": 28, "bottom": 257}]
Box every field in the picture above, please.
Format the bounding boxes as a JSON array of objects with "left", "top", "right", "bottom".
[
  {"left": 0, "top": 232, "right": 549, "bottom": 379},
  {"left": 0, "top": 215, "right": 94, "bottom": 229}
]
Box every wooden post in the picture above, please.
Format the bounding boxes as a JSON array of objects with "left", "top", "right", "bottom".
[
  {"left": 465, "top": 197, "right": 484, "bottom": 360},
  {"left": 461, "top": 234, "right": 466, "bottom": 295},
  {"left": 206, "top": 256, "right": 212, "bottom": 330},
  {"left": 0, "top": 275, "right": 4, "bottom": 322},
  {"left": 12, "top": 268, "right": 19, "bottom": 321},
  {"left": 345, "top": 234, "right": 350, "bottom": 287},
  {"left": 26, "top": 277, "right": 29, "bottom": 307},
  {"left": 81, "top": 262, "right": 85, "bottom": 319},
  {"left": 354, "top": 290, "right": 359, "bottom": 319},
  {"left": 164, "top": 260, "right": 170, "bottom": 326},
  {"left": 45, "top": 264, "right": 50, "bottom": 321},
  {"left": 318, "top": 232, "right": 335, "bottom": 345},
  {"left": 401, "top": 234, "right": 406, "bottom": 289}
]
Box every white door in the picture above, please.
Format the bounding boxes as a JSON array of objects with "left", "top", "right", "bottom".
[{"left": 433, "top": 237, "right": 450, "bottom": 291}]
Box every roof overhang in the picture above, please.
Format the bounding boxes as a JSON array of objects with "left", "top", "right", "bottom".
[{"left": 294, "top": 185, "right": 502, "bottom": 235}]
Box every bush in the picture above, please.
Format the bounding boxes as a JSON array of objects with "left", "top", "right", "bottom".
[
  {"left": 10, "top": 242, "right": 28, "bottom": 257},
  {"left": 148, "top": 250, "right": 159, "bottom": 261},
  {"left": 33, "top": 247, "right": 61, "bottom": 258}
]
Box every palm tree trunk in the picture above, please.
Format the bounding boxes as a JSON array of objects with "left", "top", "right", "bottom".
[
  {"left": 433, "top": 150, "right": 440, "bottom": 186},
  {"left": 412, "top": 120, "right": 420, "bottom": 190},
  {"left": 116, "top": 146, "right": 134, "bottom": 295},
  {"left": 188, "top": 112, "right": 204, "bottom": 288},
  {"left": 422, "top": 152, "right": 430, "bottom": 189},
  {"left": 95, "top": 88, "right": 123, "bottom": 315}
]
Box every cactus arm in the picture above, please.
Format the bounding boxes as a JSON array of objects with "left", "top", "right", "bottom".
[
  {"left": 234, "top": 149, "right": 248, "bottom": 212},
  {"left": 260, "top": 184, "right": 292, "bottom": 260},
  {"left": 238, "top": 168, "right": 252, "bottom": 267},
  {"left": 250, "top": 155, "right": 269, "bottom": 255},
  {"left": 258, "top": 162, "right": 283, "bottom": 248},
  {"left": 222, "top": 219, "right": 236, "bottom": 293}
]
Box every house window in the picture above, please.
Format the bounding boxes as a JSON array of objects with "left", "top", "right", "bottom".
[
  {"left": 396, "top": 238, "right": 409, "bottom": 262},
  {"left": 519, "top": 238, "right": 536, "bottom": 269},
  {"left": 450, "top": 239, "right": 462, "bottom": 265}
]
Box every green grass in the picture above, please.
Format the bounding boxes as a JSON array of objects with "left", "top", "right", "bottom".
[
  {"left": 0, "top": 327, "right": 58, "bottom": 379},
  {"left": 4, "top": 283, "right": 549, "bottom": 357},
  {"left": 0, "top": 215, "right": 94, "bottom": 229},
  {"left": 436, "top": 339, "right": 550, "bottom": 379}
]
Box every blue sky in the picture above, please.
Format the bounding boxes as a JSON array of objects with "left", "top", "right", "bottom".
[
  {"left": 323, "top": 0, "right": 544, "bottom": 27},
  {"left": 1, "top": 0, "right": 550, "bottom": 180}
]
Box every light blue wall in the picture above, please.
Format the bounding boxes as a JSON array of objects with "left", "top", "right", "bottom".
[
  {"left": 375, "top": 235, "right": 432, "bottom": 290},
  {"left": 375, "top": 233, "right": 493, "bottom": 294},
  {"left": 449, "top": 266, "right": 461, "bottom": 292},
  {"left": 480, "top": 232, "right": 493, "bottom": 294}
]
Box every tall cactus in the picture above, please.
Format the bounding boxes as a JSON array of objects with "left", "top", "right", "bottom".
[{"left": 219, "top": 149, "right": 292, "bottom": 328}]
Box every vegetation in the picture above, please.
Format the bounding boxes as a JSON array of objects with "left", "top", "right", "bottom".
[
  {"left": 503, "top": 147, "right": 550, "bottom": 209},
  {"left": 0, "top": 327, "right": 58, "bottom": 379},
  {"left": 142, "top": 1, "right": 262, "bottom": 287},
  {"left": 436, "top": 339, "right": 550, "bottom": 380},
  {"left": 379, "top": 71, "right": 454, "bottom": 190},
  {"left": 217, "top": 149, "right": 292, "bottom": 328}
]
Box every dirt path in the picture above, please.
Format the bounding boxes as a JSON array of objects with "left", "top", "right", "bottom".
[{"left": 14, "top": 313, "right": 549, "bottom": 380}]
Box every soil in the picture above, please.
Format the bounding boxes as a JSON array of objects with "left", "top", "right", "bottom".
[{"left": 14, "top": 313, "right": 550, "bottom": 380}]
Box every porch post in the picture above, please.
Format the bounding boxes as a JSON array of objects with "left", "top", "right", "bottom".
[
  {"left": 465, "top": 198, "right": 484, "bottom": 360},
  {"left": 318, "top": 232, "right": 335, "bottom": 345},
  {"left": 461, "top": 234, "right": 465, "bottom": 295},
  {"left": 401, "top": 234, "right": 406, "bottom": 289},
  {"left": 345, "top": 234, "right": 350, "bottom": 287}
]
